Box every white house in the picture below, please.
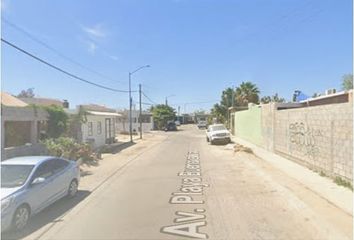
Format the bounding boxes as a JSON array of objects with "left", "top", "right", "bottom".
[
  {"left": 116, "top": 110, "right": 153, "bottom": 134},
  {"left": 67, "top": 105, "right": 121, "bottom": 149}
]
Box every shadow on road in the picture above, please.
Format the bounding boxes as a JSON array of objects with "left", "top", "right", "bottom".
[{"left": 2, "top": 190, "right": 91, "bottom": 240}]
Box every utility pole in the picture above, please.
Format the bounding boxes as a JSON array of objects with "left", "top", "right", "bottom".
[
  {"left": 128, "top": 65, "right": 150, "bottom": 143},
  {"left": 165, "top": 97, "right": 168, "bottom": 106},
  {"left": 139, "top": 84, "right": 142, "bottom": 139},
  {"left": 129, "top": 72, "right": 133, "bottom": 142}
]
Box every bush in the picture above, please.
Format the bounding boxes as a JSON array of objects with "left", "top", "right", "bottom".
[
  {"left": 334, "top": 177, "right": 353, "bottom": 191},
  {"left": 42, "top": 137, "right": 99, "bottom": 165}
]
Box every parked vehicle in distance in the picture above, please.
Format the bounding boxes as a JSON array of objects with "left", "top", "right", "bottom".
[
  {"left": 197, "top": 120, "right": 207, "bottom": 129},
  {"left": 1, "top": 156, "right": 80, "bottom": 232},
  {"left": 206, "top": 124, "right": 231, "bottom": 144},
  {"left": 164, "top": 121, "right": 177, "bottom": 131},
  {"left": 175, "top": 120, "right": 181, "bottom": 126}
]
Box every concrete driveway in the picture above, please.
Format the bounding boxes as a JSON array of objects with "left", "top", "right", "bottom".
[{"left": 3, "top": 125, "right": 352, "bottom": 240}]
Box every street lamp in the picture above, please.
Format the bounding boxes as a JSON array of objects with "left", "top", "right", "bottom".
[
  {"left": 129, "top": 65, "right": 150, "bottom": 142},
  {"left": 165, "top": 94, "right": 175, "bottom": 106}
]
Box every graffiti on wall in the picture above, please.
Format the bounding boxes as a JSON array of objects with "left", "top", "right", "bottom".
[{"left": 289, "top": 122, "right": 323, "bottom": 159}]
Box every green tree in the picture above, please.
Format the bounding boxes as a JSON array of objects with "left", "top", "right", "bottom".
[
  {"left": 210, "top": 87, "right": 235, "bottom": 124},
  {"left": 43, "top": 105, "right": 69, "bottom": 138},
  {"left": 260, "top": 93, "right": 285, "bottom": 104},
  {"left": 66, "top": 106, "right": 87, "bottom": 140},
  {"left": 342, "top": 74, "right": 353, "bottom": 90},
  {"left": 17, "top": 88, "right": 35, "bottom": 98},
  {"left": 150, "top": 104, "right": 176, "bottom": 130},
  {"left": 235, "top": 81, "right": 260, "bottom": 106}
]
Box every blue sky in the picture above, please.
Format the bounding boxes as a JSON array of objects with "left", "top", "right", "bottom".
[{"left": 1, "top": 0, "right": 352, "bottom": 113}]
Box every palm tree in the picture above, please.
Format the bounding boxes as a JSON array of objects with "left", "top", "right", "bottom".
[{"left": 235, "top": 81, "right": 260, "bottom": 106}]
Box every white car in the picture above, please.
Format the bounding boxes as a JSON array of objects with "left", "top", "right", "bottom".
[
  {"left": 175, "top": 120, "right": 181, "bottom": 126},
  {"left": 197, "top": 121, "right": 207, "bottom": 129},
  {"left": 1, "top": 156, "right": 80, "bottom": 232},
  {"left": 206, "top": 124, "right": 231, "bottom": 144}
]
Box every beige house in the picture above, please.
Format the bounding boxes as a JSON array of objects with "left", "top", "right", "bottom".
[{"left": 1, "top": 92, "right": 48, "bottom": 160}]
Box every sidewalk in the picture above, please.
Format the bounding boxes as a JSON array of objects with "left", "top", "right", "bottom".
[
  {"left": 231, "top": 135, "right": 353, "bottom": 216},
  {"left": 80, "top": 132, "right": 164, "bottom": 191}
]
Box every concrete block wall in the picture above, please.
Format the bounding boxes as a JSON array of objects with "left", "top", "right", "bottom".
[
  {"left": 2, "top": 143, "right": 47, "bottom": 160},
  {"left": 261, "top": 102, "right": 353, "bottom": 181}
]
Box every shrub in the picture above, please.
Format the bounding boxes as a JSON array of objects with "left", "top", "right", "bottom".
[
  {"left": 42, "top": 137, "right": 99, "bottom": 165},
  {"left": 334, "top": 177, "right": 353, "bottom": 191}
]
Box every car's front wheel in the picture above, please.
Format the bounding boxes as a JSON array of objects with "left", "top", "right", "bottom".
[
  {"left": 12, "top": 205, "right": 30, "bottom": 231},
  {"left": 68, "top": 180, "right": 78, "bottom": 198},
  {"left": 206, "top": 137, "right": 209, "bottom": 142}
]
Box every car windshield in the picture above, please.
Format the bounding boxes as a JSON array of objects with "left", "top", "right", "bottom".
[
  {"left": 1, "top": 165, "right": 34, "bottom": 188},
  {"left": 211, "top": 125, "right": 226, "bottom": 131}
]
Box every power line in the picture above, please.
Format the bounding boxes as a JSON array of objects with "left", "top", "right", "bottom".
[
  {"left": 1, "top": 38, "right": 134, "bottom": 93},
  {"left": 2, "top": 18, "right": 127, "bottom": 85},
  {"left": 142, "top": 91, "right": 157, "bottom": 105},
  {"left": 141, "top": 102, "right": 154, "bottom": 106}
]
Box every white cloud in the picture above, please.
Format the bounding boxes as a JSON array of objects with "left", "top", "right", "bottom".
[
  {"left": 87, "top": 41, "right": 97, "bottom": 54},
  {"left": 1, "top": 0, "right": 7, "bottom": 11},
  {"left": 82, "top": 24, "right": 106, "bottom": 38},
  {"left": 109, "top": 55, "right": 119, "bottom": 61}
]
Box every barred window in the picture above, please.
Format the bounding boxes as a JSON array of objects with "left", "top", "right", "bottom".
[{"left": 88, "top": 122, "right": 93, "bottom": 136}]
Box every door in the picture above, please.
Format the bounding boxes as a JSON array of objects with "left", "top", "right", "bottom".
[
  {"left": 27, "top": 161, "right": 57, "bottom": 213},
  {"left": 50, "top": 159, "right": 71, "bottom": 199},
  {"left": 105, "top": 118, "right": 111, "bottom": 144}
]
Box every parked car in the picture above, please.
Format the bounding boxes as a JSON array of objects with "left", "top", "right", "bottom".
[
  {"left": 197, "top": 120, "right": 207, "bottom": 129},
  {"left": 164, "top": 121, "right": 177, "bottom": 131},
  {"left": 1, "top": 156, "right": 80, "bottom": 232},
  {"left": 206, "top": 124, "right": 231, "bottom": 144},
  {"left": 175, "top": 120, "right": 181, "bottom": 126}
]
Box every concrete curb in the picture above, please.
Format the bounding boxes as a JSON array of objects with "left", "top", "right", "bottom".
[{"left": 231, "top": 136, "right": 353, "bottom": 216}]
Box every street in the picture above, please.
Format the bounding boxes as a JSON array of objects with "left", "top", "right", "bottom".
[{"left": 3, "top": 125, "right": 353, "bottom": 240}]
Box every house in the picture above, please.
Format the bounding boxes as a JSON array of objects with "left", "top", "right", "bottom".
[
  {"left": 1, "top": 92, "right": 48, "bottom": 160},
  {"left": 299, "top": 90, "right": 352, "bottom": 106},
  {"left": 181, "top": 114, "right": 194, "bottom": 124},
  {"left": 116, "top": 109, "right": 153, "bottom": 133},
  {"left": 66, "top": 104, "right": 121, "bottom": 149},
  {"left": 19, "top": 97, "right": 69, "bottom": 108}
]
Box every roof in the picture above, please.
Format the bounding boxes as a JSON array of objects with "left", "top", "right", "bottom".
[
  {"left": 0, "top": 156, "right": 56, "bottom": 165},
  {"left": 80, "top": 104, "right": 116, "bottom": 112},
  {"left": 118, "top": 109, "right": 152, "bottom": 115},
  {"left": 0, "top": 92, "right": 28, "bottom": 107},
  {"left": 87, "top": 111, "right": 122, "bottom": 117},
  {"left": 300, "top": 90, "right": 350, "bottom": 103},
  {"left": 19, "top": 97, "right": 64, "bottom": 107}
]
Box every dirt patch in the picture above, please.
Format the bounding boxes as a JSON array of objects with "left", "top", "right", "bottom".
[{"left": 234, "top": 143, "right": 253, "bottom": 154}]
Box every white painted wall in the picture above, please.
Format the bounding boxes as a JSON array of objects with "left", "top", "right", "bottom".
[
  {"left": 81, "top": 115, "right": 116, "bottom": 148},
  {"left": 115, "top": 110, "right": 153, "bottom": 133}
]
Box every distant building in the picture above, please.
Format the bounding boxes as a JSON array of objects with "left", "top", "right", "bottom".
[
  {"left": 299, "top": 90, "right": 352, "bottom": 106},
  {"left": 116, "top": 110, "right": 153, "bottom": 133},
  {"left": 181, "top": 114, "right": 194, "bottom": 124}
]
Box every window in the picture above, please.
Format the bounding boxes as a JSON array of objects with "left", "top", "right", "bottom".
[
  {"left": 1, "top": 165, "right": 34, "bottom": 188},
  {"left": 52, "top": 159, "right": 69, "bottom": 174},
  {"left": 32, "top": 161, "right": 54, "bottom": 180},
  {"left": 97, "top": 121, "right": 102, "bottom": 135},
  {"left": 88, "top": 122, "right": 93, "bottom": 136}
]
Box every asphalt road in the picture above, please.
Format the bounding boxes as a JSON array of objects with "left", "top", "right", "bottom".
[{"left": 4, "top": 125, "right": 353, "bottom": 240}]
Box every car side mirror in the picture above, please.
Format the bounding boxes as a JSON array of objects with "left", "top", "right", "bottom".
[{"left": 31, "top": 177, "right": 45, "bottom": 185}]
